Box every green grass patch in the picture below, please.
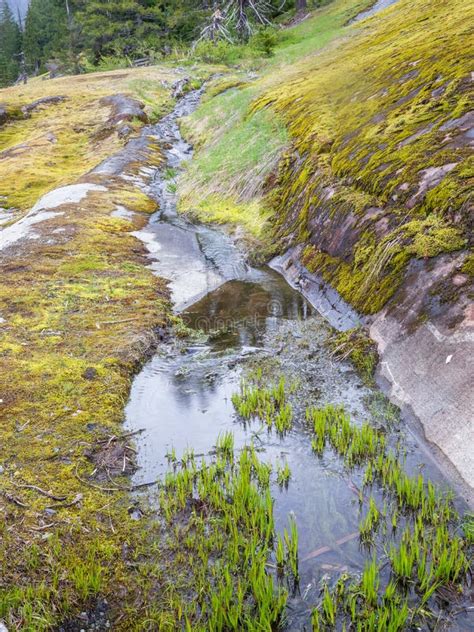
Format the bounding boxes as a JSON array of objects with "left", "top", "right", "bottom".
[
  {"left": 179, "top": 85, "right": 288, "bottom": 237},
  {"left": 305, "top": 402, "right": 470, "bottom": 629},
  {"left": 147, "top": 439, "right": 296, "bottom": 629},
  {"left": 176, "top": 0, "right": 372, "bottom": 240}
]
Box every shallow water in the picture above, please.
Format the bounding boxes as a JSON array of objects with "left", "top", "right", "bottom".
[
  {"left": 124, "top": 91, "right": 472, "bottom": 630},
  {"left": 351, "top": 0, "right": 400, "bottom": 23}
]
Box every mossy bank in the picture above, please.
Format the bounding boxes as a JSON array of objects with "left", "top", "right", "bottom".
[{"left": 0, "top": 66, "right": 213, "bottom": 629}]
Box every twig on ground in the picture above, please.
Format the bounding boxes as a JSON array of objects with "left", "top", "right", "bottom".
[
  {"left": 1, "top": 490, "right": 29, "bottom": 508},
  {"left": 45, "top": 493, "right": 83, "bottom": 510},
  {"left": 11, "top": 482, "right": 67, "bottom": 502},
  {"left": 30, "top": 522, "right": 57, "bottom": 532},
  {"left": 302, "top": 532, "right": 359, "bottom": 562}
]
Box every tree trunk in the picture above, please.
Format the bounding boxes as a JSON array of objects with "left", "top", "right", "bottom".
[{"left": 296, "top": 0, "right": 307, "bottom": 11}]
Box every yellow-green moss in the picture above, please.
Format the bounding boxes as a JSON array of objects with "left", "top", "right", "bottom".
[
  {"left": 461, "top": 254, "right": 474, "bottom": 278},
  {"left": 0, "top": 68, "right": 185, "bottom": 629},
  {"left": 253, "top": 0, "right": 472, "bottom": 314},
  {"left": 404, "top": 216, "right": 466, "bottom": 258},
  {"left": 0, "top": 66, "right": 178, "bottom": 216},
  {"left": 182, "top": 193, "right": 270, "bottom": 237},
  {"left": 201, "top": 75, "right": 251, "bottom": 102},
  {"left": 328, "top": 326, "right": 379, "bottom": 385},
  {"left": 175, "top": 0, "right": 470, "bottom": 316}
]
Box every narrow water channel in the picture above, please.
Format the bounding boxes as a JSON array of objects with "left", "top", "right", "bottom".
[{"left": 124, "top": 91, "right": 472, "bottom": 630}]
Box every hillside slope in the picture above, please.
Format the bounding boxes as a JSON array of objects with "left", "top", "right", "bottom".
[
  {"left": 0, "top": 0, "right": 472, "bottom": 626},
  {"left": 179, "top": 0, "right": 474, "bottom": 491}
]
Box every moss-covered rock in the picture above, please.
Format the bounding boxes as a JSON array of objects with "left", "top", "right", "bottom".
[
  {"left": 254, "top": 0, "right": 472, "bottom": 315},
  {"left": 327, "top": 326, "right": 379, "bottom": 385},
  {"left": 0, "top": 66, "right": 189, "bottom": 630}
]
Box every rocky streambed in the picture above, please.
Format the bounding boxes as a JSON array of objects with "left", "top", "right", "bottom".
[{"left": 118, "top": 89, "right": 473, "bottom": 629}]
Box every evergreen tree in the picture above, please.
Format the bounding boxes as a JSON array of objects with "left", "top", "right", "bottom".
[
  {"left": 75, "top": 0, "right": 167, "bottom": 61},
  {"left": 23, "top": 0, "right": 68, "bottom": 73},
  {"left": 162, "top": 0, "right": 211, "bottom": 44},
  {"left": 14, "top": 0, "right": 295, "bottom": 73},
  {"left": 0, "top": 0, "right": 21, "bottom": 86}
]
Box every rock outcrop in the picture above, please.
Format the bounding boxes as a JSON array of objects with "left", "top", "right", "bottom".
[{"left": 258, "top": 0, "right": 473, "bottom": 493}]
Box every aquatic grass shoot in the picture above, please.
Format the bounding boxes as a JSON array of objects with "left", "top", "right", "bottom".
[
  {"left": 304, "top": 402, "right": 471, "bottom": 628},
  {"left": 232, "top": 375, "right": 293, "bottom": 435},
  {"left": 359, "top": 496, "right": 381, "bottom": 543},
  {"left": 276, "top": 460, "right": 291, "bottom": 487},
  {"left": 153, "top": 437, "right": 299, "bottom": 628},
  {"left": 306, "top": 404, "right": 386, "bottom": 465},
  {"left": 283, "top": 514, "right": 299, "bottom": 583}
]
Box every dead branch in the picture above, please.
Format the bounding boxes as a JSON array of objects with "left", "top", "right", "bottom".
[
  {"left": 198, "top": 0, "right": 278, "bottom": 44},
  {"left": 11, "top": 482, "right": 67, "bottom": 502},
  {"left": 1, "top": 490, "right": 29, "bottom": 508},
  {"left": 46, "top": 493, "right": 83, "bottom": 510},
  {"left": 74, "top": 463, "right": 128, "bottom": 493},
  {"left": 97, "top": 429, "right": 145, "bottom": 445},
  {"left": 302, "top": 531, "right": 359, "bottom": 562},
  {"left": 30, "top": 522, "right": 57, "bottom": 532}
]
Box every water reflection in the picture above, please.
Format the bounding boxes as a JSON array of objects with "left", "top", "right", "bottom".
[{"left": 182, "top": 279, "right": 311, "bottom": 348}]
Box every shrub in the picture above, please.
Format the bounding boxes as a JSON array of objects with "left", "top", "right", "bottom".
[
  {"left": 250, "top": 28, "right": 278, "bottom": 57},
  {"left": 192, "top": 39, "right": 242, "bottom": 65}
]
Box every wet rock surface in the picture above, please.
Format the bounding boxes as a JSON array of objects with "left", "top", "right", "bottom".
[
  {"left": 21, "top": 95, "right": 67, "bottom": 115},
  {"left": 100, "top": 93, "right": 148, "bottom": 125},
  {"left": 351, "top": 0, "right": 400, "bottom": 23},
  {"left": 270, "top": 246, "right": 361, "bottom": 331},
  {"left": 57, "top": 599, "right": 110, "bottom": 632},
  {"left": 275, "top": 246, "right": 474, "bottom": 501}
]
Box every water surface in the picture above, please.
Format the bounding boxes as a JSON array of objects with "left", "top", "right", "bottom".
[{"left": 124, "top": 90, "right": 472, "bottom": 630}]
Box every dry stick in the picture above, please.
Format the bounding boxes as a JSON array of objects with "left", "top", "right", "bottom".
[
  {"left": 74, "top": 463, "right": 129, "bottom": 493},
  {"left": 132, "top": 479, "right": 160, "bottom": 490},
  {"left": 97, "top": 429, "right": 145, "bottom": 445},
  {"left": 1, "top": 490, "right": 29, "bottom": 508},
  {"left": 347, "top": 478, "right": 362, "bottom": 499},
  {"left": 302, "top": 532, "right": 359, "bottom": 562},
  {"left": 106, "top": 468, "right": 125, "bottom": 489},
  {"left": 11, "top": 482, "right": 67, "bottom": 502},
  {"left": 105, "top": 434, "right": 118, "bottom": 449},
  {"left": 46, "top": 493, "right": 83, "bottom": 510},
  {"left": 30, "top": 522, "right": 57, "bottom": 532},
  {"left": 98, "top": 317, "right": 141, "bottom": 326},
  {"left": 75, "top": 464, "right": 157, "bottom": 493}
]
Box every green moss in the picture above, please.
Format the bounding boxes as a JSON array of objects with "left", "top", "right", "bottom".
[
  {"left": 404, "top": 215, "right": 466, "bottom": 258},
  {"left": 126, "top": 77, "right": 175, "bottom": 121},
  {"left": 201, "top": 75, "right": 250, "bottom": 102},
  {"left": 461, "top": 254, "right": 474, "bottom": 278},
  {"left": 183, "top": 193, "right": 270, "bottom": 237},
  {"left": 328, "top": 326, "right": 379, "bottom": 385},
  {"left": 0, "top": 72, "right": 180, "bottom": 630},
  {"left": 301, "top": 237, "right": 410, "bottom": 315},
  {"left": 248, "top": 0, "right": 472, "bottom": 314},
  {"left": 0, "top": 67, "right": 174, "bottom": 214}
]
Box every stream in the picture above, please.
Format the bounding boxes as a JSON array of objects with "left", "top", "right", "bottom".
[{"left": 124, "top": 91, "right": 472, "bottom": 630}]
